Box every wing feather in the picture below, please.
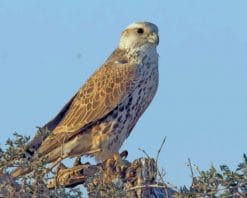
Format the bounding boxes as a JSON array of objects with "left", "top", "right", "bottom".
[{"left": 38, "top": 57, "right": 139, "bottom": 155}]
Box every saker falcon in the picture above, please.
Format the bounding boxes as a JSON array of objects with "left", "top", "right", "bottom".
[{"left": 12, "top": 21, "right": 159, "bottom": 177}]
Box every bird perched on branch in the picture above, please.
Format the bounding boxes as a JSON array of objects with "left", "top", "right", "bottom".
[{"left": 12, "top": 21, "right": 159, "bottom": 178}]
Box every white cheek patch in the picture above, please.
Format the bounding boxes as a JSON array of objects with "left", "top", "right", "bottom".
[{"left": 118, "top": 34, "right": 137, "bottom": 50}]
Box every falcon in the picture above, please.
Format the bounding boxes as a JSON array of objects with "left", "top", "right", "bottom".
[{"left": 12, "top": 21, "right": 159, "bottom": 177}]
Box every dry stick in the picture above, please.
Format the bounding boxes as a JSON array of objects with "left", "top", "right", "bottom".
[
  {"left": 155, "top": 136, "right": 167, "bottom": 166},
  {"left": 155, "top": 137, "right": 167, "bottom": 196},
  {"left": 127, "top": 184, "right": 171, "bottom": 198},
  {"left": 192, "top": 162, "right": 202, "bottom": 176},
  {"left": 49, "top": 148, "right": 101, "bottom": 188},
  {"left": 187, "top": 158, "right": 194, "bottom": 178},
  {"left": 138, "top": 148, "right": 151, "bottom": 159},
  {"left": 155, "top": 136, "right": 166, "bottom": 179},
  {"left": 126, "top": 184, "right": 170, "bottom": 191},
  {"left": 139, "top": 137, "right": 168, "bottom": 197},
  {"left": 166, "top": 182, "right": 179, "bottom": 190}
]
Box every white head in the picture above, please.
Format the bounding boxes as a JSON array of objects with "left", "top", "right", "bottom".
[{"left": 118, "top": 22, "right": 159, "bottom": 50}]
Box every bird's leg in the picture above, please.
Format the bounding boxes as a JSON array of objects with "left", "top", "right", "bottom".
[
  {"left": 101, "top": 150, "right": 129, "bottom": 178},
  {"left": 113, "top": 153, "right": 122, "bottom": 165},
  {"left": 111, "top": 150, "right": 129, "bottom": 173}
]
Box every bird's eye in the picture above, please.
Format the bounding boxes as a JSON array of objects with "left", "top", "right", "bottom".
[{"left": 136, "top": 28, "right": 144, "bottom": 34}]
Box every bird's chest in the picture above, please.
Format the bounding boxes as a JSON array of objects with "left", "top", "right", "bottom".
[
  {"left": 108, "top": 62, "right": 159, "bottom": 140},
  {"left": 91, "top": 57, "right": 158, "bottom": 155},
  {"left": 124, "top": 62, "right": 159, "bottom": 128}
]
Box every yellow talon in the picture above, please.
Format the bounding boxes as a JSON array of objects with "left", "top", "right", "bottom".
[
  {"left": 113, "top": 153, "right": 125, "bottom": 172},
  {"left": 113, "top": 153, "right": 122, "bottom": 164}
]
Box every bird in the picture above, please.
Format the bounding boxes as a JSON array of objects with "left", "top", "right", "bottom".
[{"left": 12, "top": 21, "right": 159, "bottom": 178}]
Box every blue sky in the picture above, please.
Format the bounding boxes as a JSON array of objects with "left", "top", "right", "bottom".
[{"left": 0, "top": 0, "right": 247, "bottom": 189}]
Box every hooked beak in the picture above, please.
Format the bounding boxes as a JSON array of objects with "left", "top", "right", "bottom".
[{"left": 147, "top": 32, "right": 159, "bottom": 45}]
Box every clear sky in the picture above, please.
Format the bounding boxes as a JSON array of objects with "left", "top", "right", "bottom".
[{"left": 0, "top": 0, "right": 247, "bottom": 189}]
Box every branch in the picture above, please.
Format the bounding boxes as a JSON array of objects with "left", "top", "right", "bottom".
[{"left": 47, "top": 157, "right": 176, "bottom": 197}]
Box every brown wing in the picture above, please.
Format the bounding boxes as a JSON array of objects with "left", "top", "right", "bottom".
[{"left": 38, "top": 54, "right": 139, "bottom": 155}]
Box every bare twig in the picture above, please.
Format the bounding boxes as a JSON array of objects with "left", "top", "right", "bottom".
[
  {"left": 155, "top": 137, "right": 166, "bottom": 182},
  {"left": 155, "top": 136, "right": 166, "bottom": 167},
  {"left": 125, "top": 183, "right": 168, "bottom": 191},
  {"left": 187, "top": 158, "right": 194, "bottom": 178},
  {"left": 192, "top": 162, "right": 202, "bottom": 176},
  {"left": 138, "top": 148, "right": 151, "bottom": 159}
]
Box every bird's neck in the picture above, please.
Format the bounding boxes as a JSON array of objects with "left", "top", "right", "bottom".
[{"left": 126, "top": 45, "right": 158, "bottom": 65}]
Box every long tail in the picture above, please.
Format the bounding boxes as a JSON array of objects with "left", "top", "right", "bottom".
[{"left": 11, "top": 127, "right": 51, "bottom": 178}]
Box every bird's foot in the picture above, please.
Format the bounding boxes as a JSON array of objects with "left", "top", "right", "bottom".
[
  {"left": 113, "top": 153, "right": 124, "bottom": 173},
  {"left": 120, "top": 150, "right": 128, "bottom": 160},
  {"left": 102, "top": 151, "right": 128, "bottom": 174},
  {"left": 113, "top": 150, "right": 128, "bottom": 165}
]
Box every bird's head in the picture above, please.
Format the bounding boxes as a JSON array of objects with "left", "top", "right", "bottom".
[{"left": 118, "top": 22, "right": 159, "bottom": 50}]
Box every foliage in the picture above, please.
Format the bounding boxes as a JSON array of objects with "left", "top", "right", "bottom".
[
  {"left": 176, "top": 155, "right": 247, "bottom": 197},
  {"left": 0, "top": 132, "right": 246, "bottom": 197},
  {"left": 0, "top": 132, "right": 83, "bottom": 197}
]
